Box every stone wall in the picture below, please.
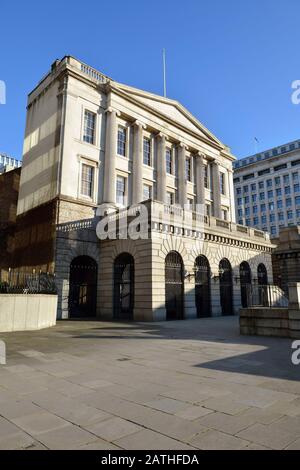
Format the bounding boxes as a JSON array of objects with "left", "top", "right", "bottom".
[
  {"left": 240, "top": 283, "right": 300, "bottom": 339},
  {"left": 0, "top": 294, "right": 57, "bottom": 332}
]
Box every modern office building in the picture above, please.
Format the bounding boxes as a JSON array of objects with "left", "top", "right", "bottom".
[
  {"left": 10, "top": 55, "right": 273, "bottom": 320},
  {"left": 0, "top": 154, "right": 22, "bottom": 174},
  {"left": 233, "top": 139, "right": 300, "bottom": 238}
]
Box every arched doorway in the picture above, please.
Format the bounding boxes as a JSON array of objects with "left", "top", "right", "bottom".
[
  {"left": 165, "top": 251, "right": 184, "bottom": 320},
  {"left": 219, "top": 258, "right": 233, "bottom": 316},
  {"left": 69, "top": 256, "right": 97, "bottom": 318},
  {"left": 114, "top": 253, "right": 134, "bottom": 320},
  {"left": 195, "top": 256, "right": 211, "bottom": 318},
  {"left": 240, "top": 261, "right": 252, "bottom": 308},
  {"left": 257, "top": 263, "right": 268, "bottom": 306},
  {"left": 257, "top": 263, "right": 268, "bottom": 285}
]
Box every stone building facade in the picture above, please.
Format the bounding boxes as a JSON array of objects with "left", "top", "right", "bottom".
[{"left": 14, "top": 56, "right": 274, "bottom": 320}]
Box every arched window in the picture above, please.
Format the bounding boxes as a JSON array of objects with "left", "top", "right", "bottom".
[
  {"left": 195, "top": 256, "right": 211, "bottom": 317},
  {"left": 114, "top": 253, "right": 135, "bottom": 320},
  {"left": 219, "top": 258, "right": 233, "bottom": 316},
  {"left": 69, "top": 256, "right": 98, "bottom": 318},
  {"left": 165, "top": 251, "right": 184, "bottom": 320}
]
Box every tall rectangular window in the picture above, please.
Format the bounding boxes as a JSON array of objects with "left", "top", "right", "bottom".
[
  {"left": 83, "top": 110, "right": 96, "bottom": 145},
  {"left": 143, "top": 184, "right": 152, "bottom": 201},
  {"left": 186, "top": 158, "right": 191, "bottom": 181},
  {"left": 204, "top": 165, "right": 209, "bottom": 188},
  {"left": 81, "top": 164, "right": 94, "bottom": 198},
  {"left": 143, "top": 138, "right": 151, "bottom": 166},
  {"left": 166, "top": 191, "right": 174, "bottom": 205},
  {"left": 117, "top": 127, "right": 127, "bottom": 156},
  {"left": 116, "top": 176, "right": 126, "bottom": 205},
  {"left": 166, "top": 148, "right": 172, "bottom": 174},
  {"left": 220, "top": 173, "right": 226, "bottom": 195}
]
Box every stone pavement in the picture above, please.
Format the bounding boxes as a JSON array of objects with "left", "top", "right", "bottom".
[{"left": 0, "top": 316, "right": 299, "bottom": 450}]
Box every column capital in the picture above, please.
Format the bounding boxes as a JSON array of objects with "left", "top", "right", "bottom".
[
  {"left": 157, "top": 132, "right": 168, "bottom": 140},
  {"left": 178, "top": 142, "right": 188, "bottom": 150},
  {"left": 105, "top": 106, "right": 121, "bottom": 117},
  {"left": 133, "top": 120, "right": 147, "bottom": 130}
]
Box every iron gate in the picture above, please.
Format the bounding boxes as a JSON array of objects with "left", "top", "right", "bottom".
[
  {"left": 195, "top": 256, "right": 211, "bottom": 317},
  {"left": 165, "top": 251, "right": 184, "bottom": 321},
  {"left": 114, "top": 253, "right": 134, "bottom": 320},
  {"left": 69, "top": 256, "right": 97, "bottom": 318},
  {"left": 240, "top": 261, "right": 251, "bottom": 308},
  {"left": 219, "top": 258, "right": 233, "bottom": 316}
]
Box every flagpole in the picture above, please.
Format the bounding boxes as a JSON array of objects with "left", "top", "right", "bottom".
[{"left": 163, "top": 49, "right": 167, "bottom": 98}]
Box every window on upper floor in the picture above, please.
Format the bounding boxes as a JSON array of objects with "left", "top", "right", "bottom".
[
  {"left": 294, "top": 184, "right": 300, "bottom": 193},
  {"left": 253, "top": 205, "right": 258, "bottom": 214},
  {"left": 244, "top": 196, "right": 250, "bottom": 204},
  {"left": 245, "top": 207, "right": 250, "bottom": 216},
  {"left": 166, "top": 148, "right": 172, "bottom": 174},
  {"left": 220, "top": 173, "right": 226, "bottom": 195},
  {"left": 186, "top": 158, "right": 192, "bottom": 182},
  {"left": 261, "top": 203, "right": 266, "bottom": 212},
  {"left": 287, "top": 210, "right": 293, "bottom": 220},
  {"left": 285, "top": 186, "right": 291, "bottom": 195},
  {"left": 266, "top": 179, "right": 273, "bottom": 188},
  {"left": 293, "top": 172, "right": 299, "bottom": 182},
  {"left": 80, "top": 164, "right": 94, "bottom": 198},
  {"left": 286, "top": 198, "right": 292, "bottom": 208},
  {"left": 251, "top": 183, "right": 257, "bottom": 191},
  {"left": 276, "top": 188, "right": 282, "bottom": 197},
  {"left": 277, "top": 200, "right": 283, "bottom": 209},
  {"left": 83, "top": 110, "right": 96, "bottom": 145},
  {"left": 261, "top": 215, "right": 267, "bottom": 224},
  {"left": 204, "top": 165, "right": 209, "bottom": 189},
  {"left": 270, "top": 213, "right": 275, "bottom": 223},
  {"left": 270, "top": 226, "right": 277, "bottom": 235},
  {"left": 267, "top": 190, "right": 274, "bottom": 199},
  {"left": 237, "top": 198, "right": 242, "bottom": 206},
  {"left": 278, "top": 212, "right": 284, "bottom": 221},
  {"left": 275, "top": 176, "right": 281, "bottom": 185},
  {"left": 143, "top": 137, "right": 151, "bottom": 166},
  {"left": 253, "top": 216, "right": 259, "bottom": 225},
  {"left": 260, "top": 192, "right": 265, "bottom": 200},
  {"left": 243, "top": 185, "right": 249, "bottom": 193},
  {"left": 283, "top": 175, "right": 290, "bottom": 184},
  {"left": 252, "top": 194, "right": 257, "bottom": 203},
  {"left": 238, "top": 209, "right": 243, "bottom": 217},
  {"left": 221, "top": 209, "right": 228, "bottom": 221},
  {"left": 295, "top": 196, "right": 300, "bottom": 206},
  {"left": 269, "top": 202, "right": 275, "bottom": 211},
  {"left": 116, "top": 175, "right": 126, "bottom": 205},
  {"left": 259, "top": 181, "right": 264, "bottom": 189},
  {"left": 187, "top": 197, "right": 194, "bottom": 210},
  {"left": 117, "top": 126, "right": 127, "bottom": 156},
  {"left": 236, "top": 187, "right": 242, "bottom": 195},
  {"left": 166, "top": 191, "right": 174, "bottom": 205},
  {"left": 143, "top": 184, "right": 152, "bottom": 201}
]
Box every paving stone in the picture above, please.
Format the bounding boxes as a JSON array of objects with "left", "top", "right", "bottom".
[
  {"left": 36, "top": 424, "right": 98, "bottom": 450},
  {"left": 0, "top": 431, "right": 37, "bottom": 450},
  {"left": 190, "top": 430, "right": 249, "bottom": 450},
  {"left": 12, "top": 412, "right": 69, "bottom": 435},
  {"left": 175, "top": 405, "right": 214, "bottom": 421},
  {"left": 201, "top": 396, "right": 250, "bottom": 415},
  {"left": 197, "top": 412, "right": 256, "bottom": 434},
  {"left": 144, "top": 398, "right": 190, "bottom": 414},
  {"left": 237, "top": 423, "right": 297, "bottom": 450},
  {"left": 285, "top": 438, "right": 300, "bottom": 450},
  {"left": 84, "top": 417, "right": 142, "bottom": 442},
  {"left": 114, "top": 429, "right": 197, "bottom": 450},
  {"left": 0, "top": 399, "right": 42, "bottom": 420}
]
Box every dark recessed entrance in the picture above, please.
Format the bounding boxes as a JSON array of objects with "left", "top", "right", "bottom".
[
  {"left": 165, "top": 251, "right": 184, "bottom": 321},
  {"left": 219, "top": 258, "right": 233, "bottom": 316},
  {"left": 114, "top": 253, "right": 134, "bottom": 320},
  {"left": 69, "top": 256, "right": 97, "bottom": 318},
  {"left": 195, "top": 255, "right": 211, "bottom": 318},
  {"left": 240, "top": 261, "right": 252, "bottom": 308}
]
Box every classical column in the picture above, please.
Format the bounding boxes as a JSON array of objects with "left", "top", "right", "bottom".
[
  {"left": 157, "top": 133, "right": 167, "bottom": 203},
  {"left": 178, "top": 143, "right": 187, "bottom": 207},
  {"left": 103, "top": 107, "right": 119, "bottom": 205},
  {"left": 132, "top": 121, "right": 146, "bottom": 204},
  {"left": 211, "top": 160, "right": 222, "bottom": 219},
  {"left": 195, "top": 153, "right": 206, "bottom": 209},
  {"left": 228, "top": 169, "right": 236, "bottom": 223}
]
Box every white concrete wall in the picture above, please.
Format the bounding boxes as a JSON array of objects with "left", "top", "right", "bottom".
[{"left": 0, "top": 295, "right": 57, "bottom": 332}]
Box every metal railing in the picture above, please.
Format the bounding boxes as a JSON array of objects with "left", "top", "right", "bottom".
[
  {"left": 246, "top": 284, "right": 289, "bottom": 308},
  {"left": 0, "top": 271, "right": 57, "bottom": 295}
]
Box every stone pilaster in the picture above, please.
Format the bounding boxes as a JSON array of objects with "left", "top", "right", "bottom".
[
  {"left": 132, "top": 121, "right": 146, "bottom": 204},
  {"left": 103, "top": 107, "right": 119, "bottom": 206},
  {"left": 178, "top": 143, "right": 188, "bottom": 208},
  {"left": 211, "top": 161, "right": 222, "bottom": 219},
  {"left": 195, "top": 153, "right": 206, "bottom": 209},
  {"left": 157, "top": 133, "right": 167, "bottom": 203}
]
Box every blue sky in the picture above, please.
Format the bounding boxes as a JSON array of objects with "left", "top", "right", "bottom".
[{"left": 0, "top": 0, "right": 299, "bottom": 160}]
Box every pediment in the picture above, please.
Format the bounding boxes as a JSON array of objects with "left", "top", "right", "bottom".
[{"left": 114, "top": 83, "right": 223, "bottom": 146}]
